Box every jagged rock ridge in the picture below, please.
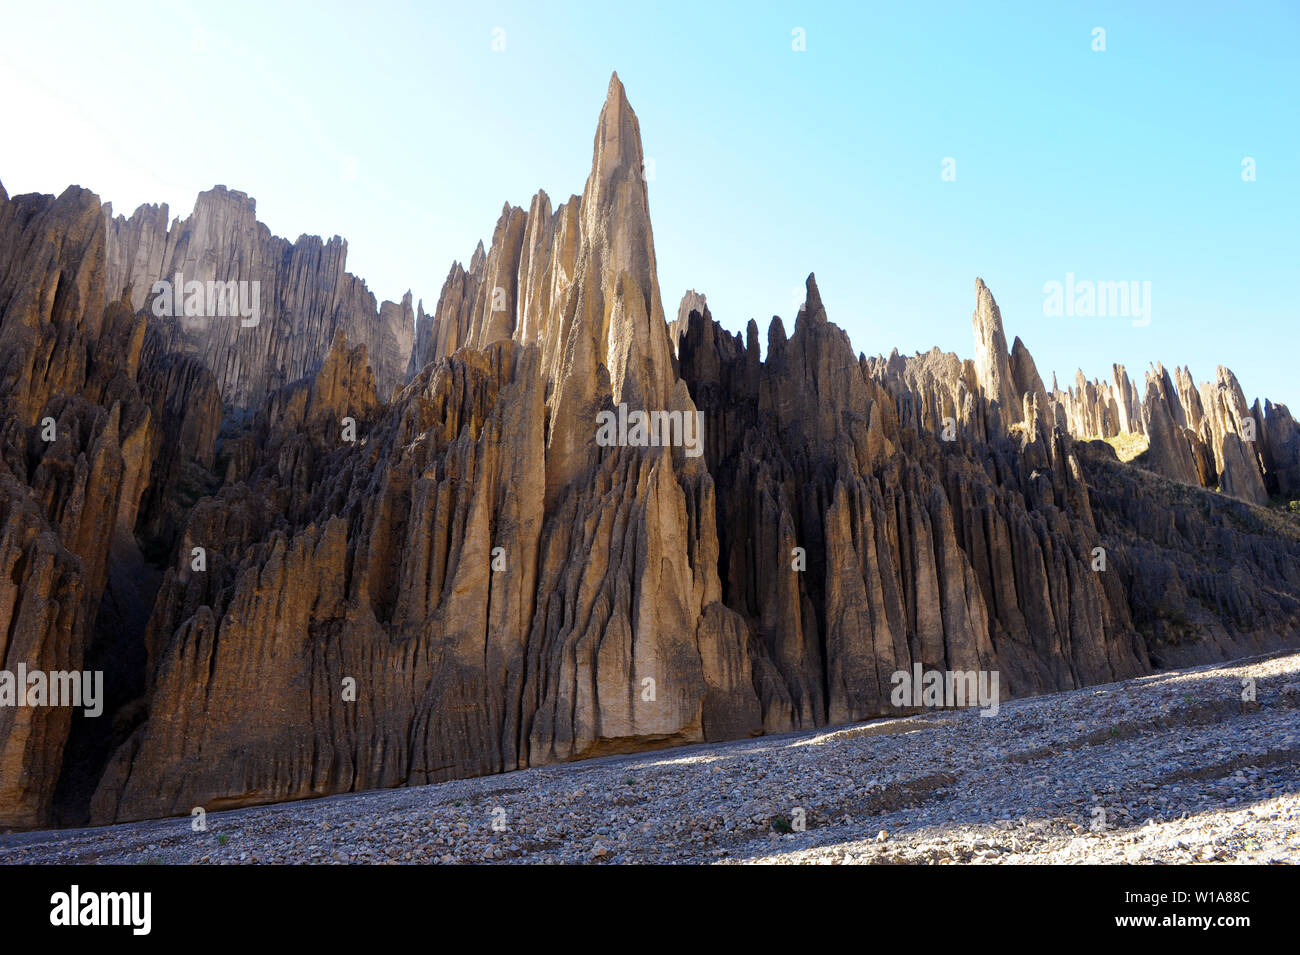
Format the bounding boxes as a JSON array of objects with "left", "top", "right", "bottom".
[
  {"left": 1047, "top": 359, "right": 1293, "bottom": 506},
  {"left": 105, "top": 185, "right": 414, "bottom": 408},
  {"left": 0, "top": 74, "right": 1297, "bottom": 829}
]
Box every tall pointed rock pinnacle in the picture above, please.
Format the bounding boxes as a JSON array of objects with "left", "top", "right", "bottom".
[
  {"left": 583, "top": 70, "right": 673, "bottom": 409},
  {"left": 546, "top": 71, "right": 681, "bottom": 499},
  {"left": 972, "top": 277, "right": 1023, "bottom": 434},
  {"left": 798, "top": 272, "right": 827, "bottom": 325},
  {"left": 409, "top": 73, "right": 685, "bottom": 504},
  {"left": 588, "top": 72, "right": 643, "bottom": 205}
]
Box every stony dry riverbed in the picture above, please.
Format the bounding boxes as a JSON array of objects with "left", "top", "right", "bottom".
[{"left": 3, "top": 652, "right": 1296, "bottom": 865}]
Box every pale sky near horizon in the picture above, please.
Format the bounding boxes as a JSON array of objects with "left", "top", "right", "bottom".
[{"left": 1, "top": 1, "right": 1296, "bottom": 410}]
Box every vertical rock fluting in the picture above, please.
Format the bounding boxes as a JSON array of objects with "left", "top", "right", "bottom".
[
  {"left": 92, "top": 342, "right": 545, "bottom": 819},
  {"left": 86, "top": 73, "right": 760, "bottom": 823},
  {"left": 1046, "top": 353, "right": 1294, "bottom": 506},
  {"left": 0, "top": 185, "right": 223, "bottom": 826},
  {"left": 104, "top": 186, "right": 413, "bottom": 408},
  {"left": 1260, "top": 399, "right": 1300, "bottom": 496},
  {"left": 1079, "top": 437, "right": 1300, "bottom": 666},
  {"left": 0, "top": 475, "right": 87, "bottom": 828},
  {"left": 0, "top": 73, "right": 1298, "bottom": 829},
  {"left": 681, "top": 278, "right": 1147, "bottom": 730},
  {"left": 972, "top": 277, "right": 1023, "bottom": 436}
]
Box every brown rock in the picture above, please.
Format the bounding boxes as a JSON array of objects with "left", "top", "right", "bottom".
[{"left": 0, "top": 77, "right": 1297, "bottom": 832}]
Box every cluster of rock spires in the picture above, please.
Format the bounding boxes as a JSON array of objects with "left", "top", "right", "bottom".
[
  {"left": 105, "top": 184, "right": 414, "bottom": 408},
  {"left": 1047, "top": 361, "right": 1298, "bottom": 506},
  {"left": 1, "top": 74, "right": 1297, "bottom": 829}
]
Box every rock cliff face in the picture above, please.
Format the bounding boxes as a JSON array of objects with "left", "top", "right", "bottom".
[
  {"left": 684, "top": 278, "right": 1152, "bottom": 734},
  {"left": 0, "top": 184, "right": 223, "bottom": 826},
  {"left": 104, "top": 185, "right": 413, "bottom": 409},
  {"left": 0, "top": 74, "right": 1298, "bottom": 829},
  {"left": 1047, "top": 358, "right": 1295, "bottom": 506}
]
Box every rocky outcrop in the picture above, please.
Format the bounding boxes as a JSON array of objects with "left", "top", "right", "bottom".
[
  {"left": 1, "top": 76, "right": 1298, "bottom": 831},
  {"left": 670, "top": 290, "right": 707, "bottom": 355},
  {"left": 1008, "top": 336, "right": 1051, "bottom": 433},
  {"left": 1201, "top": 366, "right": 1269, "bottom": 505},
  {"left": 1048, "top": 353, "right": 1292, "bottom": 506},
  {"left": 104, "top": 186, "right": 413, "bottom": 408},
  {"left": 0, "top": 185, "right": 225, "bottom": 826},
  {"left": 1260, "top": 399, "right": 1300, "bottom": 497},
  {"left": 1050, "top": 364, "right": 1144, "bottom": 442},
  {"left": 971, "top": 277, "right": 1022, "bottom": 435},
  {"left": 84, "top": 73, "right": 752, "bottom": 823},
  {"left": 1142, "top": 366, "right": 1204, "bottom": 487},
  {"left": 1079, "top": 439, "right": 1300, "bottom": 665},
  {"left": 778, "top": 280, "right": 1143, "bottom": 706},
  {"left": 862, "top": 346, "right": 983, "bottom": 444},
  {"left": 0, "top": 473, "right": 88, "bottom": 828}
]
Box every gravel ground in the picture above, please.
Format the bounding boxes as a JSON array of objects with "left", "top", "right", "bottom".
[{"left": 3, "top": 652, "right": 1297, "bottom": 865}]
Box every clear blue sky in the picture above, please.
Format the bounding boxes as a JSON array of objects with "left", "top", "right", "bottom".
[{"left": 2, "top": 1, "right": 1296, "bottom": 409}]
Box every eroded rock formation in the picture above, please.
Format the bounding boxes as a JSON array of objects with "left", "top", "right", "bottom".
[
  {"left": 0, "top": 74, "right": 1297, "bottom": 829},
  {"left": 105, "top": 185, "right": 413, "bottom": 408},
  {"left": 1046, "top": 357, "right": 1293, "bottom": 506}
]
